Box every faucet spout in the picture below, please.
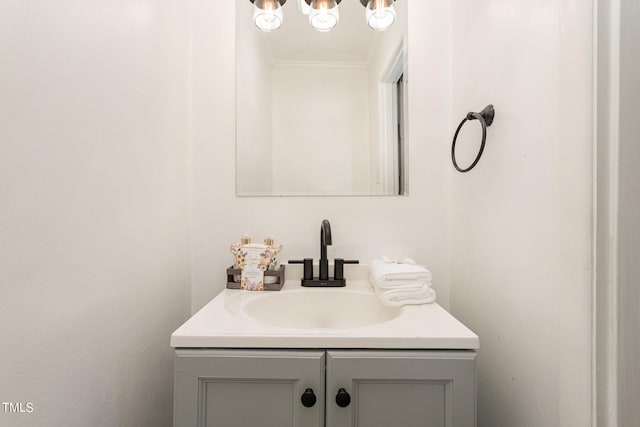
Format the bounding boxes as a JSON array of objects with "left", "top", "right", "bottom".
[
  {"left": 319, "top": 220, "right": 332, "bottom": 280},
  {"left": 320, "top": 219, "right": 332, "bottom": 260}
]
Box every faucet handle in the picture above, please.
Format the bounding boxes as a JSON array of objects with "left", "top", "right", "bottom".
[
  {"left": 334, "top": 259, "right": 359, "bottom": 281},
  {"left": 288, "top": 258, "right": 314, "bottom": 280}
]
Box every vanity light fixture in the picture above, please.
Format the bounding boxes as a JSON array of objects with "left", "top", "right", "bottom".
[
  {"left": 251, "top": 0, "right": 286, "bottom": 32},
  {"left": 249, "top": 0, "right": 398, "bottom": 32},
  {"left": 306, "top": 0, "right": 341, "bottom": 32},
  {"left": 361, "top": 0, "right": 396, "bottom": 31}
]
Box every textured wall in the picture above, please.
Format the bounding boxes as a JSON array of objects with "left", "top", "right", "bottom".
[
  {"left": 0, "top": 1, "right": 191, "bottom": 425},
  {"left": 448, "top": 0, "right": 593, "bottom": 425}
]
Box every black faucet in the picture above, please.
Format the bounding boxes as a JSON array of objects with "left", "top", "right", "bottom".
[
  {"left": 319, "top": 219, "right": 332, "bottom": 280},
  {"left": 289, "top": 219, "right": 359, "bottom": 287}
]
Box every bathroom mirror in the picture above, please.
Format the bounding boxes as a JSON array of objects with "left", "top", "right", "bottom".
[{"left": 236, "top": 0, "right": 408, "bottom": 196}]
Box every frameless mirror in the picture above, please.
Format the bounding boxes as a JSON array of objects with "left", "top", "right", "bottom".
[{"left": 236, "top": 0, "right": 408, "bottom": 196}]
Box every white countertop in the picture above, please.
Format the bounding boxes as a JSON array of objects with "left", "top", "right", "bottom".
[{"left": 170, "top": 280, "right": 479, "bottom": 350}]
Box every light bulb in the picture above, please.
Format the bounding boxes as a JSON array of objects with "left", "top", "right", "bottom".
[
  {"left": 309, "top": 0, "right": 339, "bottom": 32},
  {"left": 366, "top": 0, "right": 396, "bottom": 31},
  {"left": 253, "top": 0, "right": 284, "bottom": 32}
]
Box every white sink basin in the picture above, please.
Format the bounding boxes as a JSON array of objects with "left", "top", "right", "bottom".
[
  {"left": 171, "top": 280, "right": 480, "bottom": 349},
  {"left": 225, "top": 288, "right": 402, "bottom": 330}
]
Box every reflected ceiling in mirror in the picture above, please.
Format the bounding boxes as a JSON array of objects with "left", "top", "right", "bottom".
[{"left": 236, "top": 0, "right": 408, "bottom": 196}]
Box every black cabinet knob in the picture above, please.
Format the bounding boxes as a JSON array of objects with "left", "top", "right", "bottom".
[
  {"left": 335, "top": 388, "right": 351, "bottom": 407},
  {"left": 301, "top": 388, "right": 317, "bottom": 408}
]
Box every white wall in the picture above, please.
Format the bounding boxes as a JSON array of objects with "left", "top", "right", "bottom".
[
  {"left": 448, "top": 0, "right": 593, "bottom": 426},
  {"left": 189, "top": 0, "right": 452, "bottom": 311},
  {"left": 271, "top": 63, "right": 370, "bottom": 195},
  {"left": 0, "top": 1, "right": 190, "bottom": 425},
  {"left": 236, "top": 0, "right": 274, "bottom": 195}
]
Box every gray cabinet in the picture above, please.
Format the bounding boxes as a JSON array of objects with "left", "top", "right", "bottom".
[
  {"left": 326, "top": 350, "right": 476, "bottom": 427},
  {"left": 174, "top": 349, "right": 476, "bottom": 427},
  {"left": 174, "top": 349, "right": 325, "bottom": 427}
]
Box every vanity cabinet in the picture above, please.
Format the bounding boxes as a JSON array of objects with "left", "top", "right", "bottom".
[
  {"left": 174, "top": 349, "right": 476, "bottom": 427},
  {"left": 173, "top": 350, "right": 325, "bottom": 427},
  {"left": 326, "top": 350, "right": 476, "bottom": 427}
]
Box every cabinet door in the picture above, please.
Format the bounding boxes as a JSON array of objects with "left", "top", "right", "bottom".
[
  {"left": 326, "top": 350, "right": 476, "bottom": 427},
  {"left": 174, "top": 349, "right": 325, "bottom": 427}
]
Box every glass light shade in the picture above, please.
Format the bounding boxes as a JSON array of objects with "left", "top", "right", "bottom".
[
  {"left": 253, "top": 0, "right": 284, "bottom": 32},
  {"left": 309, "top": 0, "right": 339, "bottom": 32},
  {"left": 366, "top": 0, "right": 396, "bottom": 31}
]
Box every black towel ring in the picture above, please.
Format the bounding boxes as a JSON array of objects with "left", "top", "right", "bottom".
[{"left": 451, "top": 104, "right": 495, "bottom": 173}]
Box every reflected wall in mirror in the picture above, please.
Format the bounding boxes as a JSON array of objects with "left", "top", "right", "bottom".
[{"left": 236, "top": 0, "right": 408, "bottom": 196}]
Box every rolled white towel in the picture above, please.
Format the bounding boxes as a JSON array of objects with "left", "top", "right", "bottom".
[
  {"left": 369, "top": 259, "right": 432, "bottom": 288},
  {"left": 380, "top": 285, "right": 433, "bottom": 300},
  {"left": 369, "top": 275, "right": 429, "bottom": 291},
  {"left": 374, "top": 286, "right": 437, "bottom": 307}
]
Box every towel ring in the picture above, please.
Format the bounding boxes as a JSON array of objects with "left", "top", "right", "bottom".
[{"left": 451, "top": 104, "right": 495, "bottom": 173}]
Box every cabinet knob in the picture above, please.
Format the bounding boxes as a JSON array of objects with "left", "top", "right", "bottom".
[
  {"left": 301, "top": 388, "right": 317, "bottom": 408},
  {"left": 335, "top": 388, "right": 351, "bottom": 408}
]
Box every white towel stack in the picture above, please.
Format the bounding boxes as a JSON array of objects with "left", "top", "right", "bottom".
[{"left": 369, "top": 258, "right": 436, "bottom": 307}]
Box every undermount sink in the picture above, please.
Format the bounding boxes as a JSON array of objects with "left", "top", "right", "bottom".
[{"left": 225, "top": 288, "right": 402, "bottom": 330}]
